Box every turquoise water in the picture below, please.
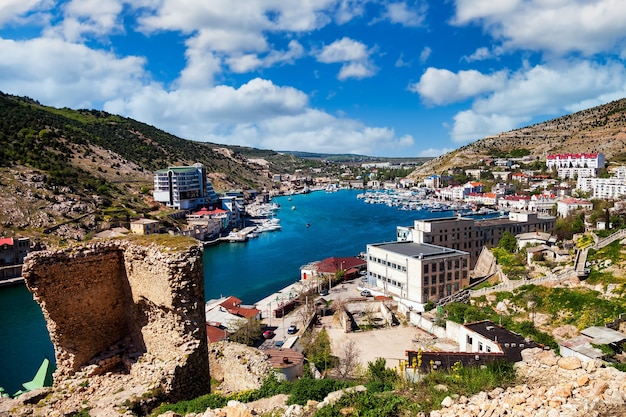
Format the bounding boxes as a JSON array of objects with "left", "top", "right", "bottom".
[
  {"left": 0, "top": 284, "right": 55, "bottom": 394},
  {"left": 0, "top": 189, "right": 447, "bottom": 393},
  {"left": 203, "top": 189, "right": 446, "bottom": 303}
]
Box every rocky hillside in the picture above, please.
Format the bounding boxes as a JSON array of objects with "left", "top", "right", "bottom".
[
  {"left": 0, "top": 93, "right": 313, "bottom": 243},
  {"left": 410, "top": 98, "right": 626, "bottom": 178}
]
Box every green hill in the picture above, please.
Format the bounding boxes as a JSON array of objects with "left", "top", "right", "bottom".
[{"left": 0, "top": 92, "right": 312, "bottom": 243}]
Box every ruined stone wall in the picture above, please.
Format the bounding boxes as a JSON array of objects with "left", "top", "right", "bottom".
[
  {"left": 22, "top": 244, "right": 129, "bottom": 376},
  {"left": 22, "top": 239, "right": 210, "bottom": 403}
]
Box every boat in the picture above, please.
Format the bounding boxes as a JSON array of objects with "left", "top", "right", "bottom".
[{"left": 291, "top": 206, "right": 296, "bottom": 210}]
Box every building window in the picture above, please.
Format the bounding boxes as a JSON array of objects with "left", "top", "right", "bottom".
[
  {"left": 467, "top": 335, "right": 473, "bottom": 345},
  {"left": 424, "top": 264, "right": 429, "bottom": 273},
  {"left": 478, "top": 342, "right": 483, "bottom": 352}
]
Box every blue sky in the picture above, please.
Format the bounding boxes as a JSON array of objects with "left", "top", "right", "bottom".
[{"left": 1, "top": 1, "right": 626, "bottom": 157}]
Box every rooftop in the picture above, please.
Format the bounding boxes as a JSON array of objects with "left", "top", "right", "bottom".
[{"left": 368, "top": 241, "right": 467, "bottom": 259}]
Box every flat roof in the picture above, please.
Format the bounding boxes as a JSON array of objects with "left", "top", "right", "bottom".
[
  {"left": 368, "top": 241, "right": 467, "bottom": 259},
  {"left": 581, "top": 326, "right": 626, "bottom": 344}
]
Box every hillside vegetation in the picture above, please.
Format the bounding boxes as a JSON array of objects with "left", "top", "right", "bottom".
[
  {"left": 410, "top": 98, "right": 626, "bottom": 178},
  {"left": 0, "top": 93, "right": 315, "bottom": 242}
]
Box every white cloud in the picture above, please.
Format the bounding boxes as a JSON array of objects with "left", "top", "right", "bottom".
[
  {"left": 383, "top": 2, "right": 426, "bottom": 27},
  {"left": 0, "top": 37, "right": 147, "bottom": 109},
  {"left": 316, "top": 37, "right": 369, "bottom": 63},
  {"left": 227, "top": 40, "right": 305, "bottom": 73},
  {"left": 419, "top": 46, "right": 431, "bottom": 64},
  {"left": 409, "top": 67, "right": 507, "bottom": 105},
  {"left": 418, "top": 147, "right": 454, "bottom": 157},
  {"left": 46, "top": 0, "right": 124, "bottom": 42},
  {"left": 462, "top": 47, "right": 492, "bottom": 62},
  {"left": 338, "top": 62, "right": 376, "bottom": 80},
  {"left": 452, "top": 0, "right": 626, "bottom": 56},
  {"left": 447, "top": 60, "right": 626, "bottom": 142},
  {"left": 316, "top": 37, "right": 376, "bottom": 80},
  {"left": 0, "top": 0, "right": 51, "bottom": 26},
  {"left": 334, "top": 0, "right": 367, "bottom": 24}
]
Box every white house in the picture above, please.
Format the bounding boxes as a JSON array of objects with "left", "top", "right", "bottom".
[{"left": 557, "top": 198, "right": 593, "bottom": 218}]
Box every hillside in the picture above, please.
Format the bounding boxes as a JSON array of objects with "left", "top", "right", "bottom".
[
  {"left": 410, "top": 98, "right": 626, "bottom": 178},
  {"left": 0, "top": 93, "right": 314, "bottom": 243}
]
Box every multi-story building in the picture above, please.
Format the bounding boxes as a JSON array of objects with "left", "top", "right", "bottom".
[
  {"left": 556, "top": 198, "right": 593, "bottom": 218},
  {"left": 366, "top": 241, "right": 470, "bottom": 305},
  {"left": 153, "top": 163, "right": 218, "bottom": 210},
  {"left": 546, "top": 153, "right": 604, "bottom": 179},
  {"left": 397, "top": 212, "right": 556, "bottom": 269},
  {"left": 577, "top": 176, "right": 626, "bottom": 200}
]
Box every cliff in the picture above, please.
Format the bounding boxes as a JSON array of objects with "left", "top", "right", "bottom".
[{"left": 4, "top": 237, "right": 209, "bottom": 416}]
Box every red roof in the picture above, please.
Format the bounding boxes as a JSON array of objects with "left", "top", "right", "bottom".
[
  {"left": 192, "top": 207, "right": 228, "bottom": 216},
  {"left": 0, "top": 237, "right": 14, "bottom": 246},
  {"left": 502, "top": 195, "right": 530, "bottom": 201},
  {"left": 219, "top": 296, "right": 260, "bottom": 319},
  {"left": 206, "top": 324, "right": 229, "bottom": 343},
  {"left": 546, "top": 153, "right": 599, "bottom": 159},
  {"left": 315, "top": 256, "right": 366, "bottom": 274}
]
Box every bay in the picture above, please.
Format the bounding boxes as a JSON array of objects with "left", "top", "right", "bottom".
[
  {"left": 0, "top": 189, "right": 448, "bottom": 394},
  {"left": 203, "top": 189, "right": 447, "bottom": 303}
]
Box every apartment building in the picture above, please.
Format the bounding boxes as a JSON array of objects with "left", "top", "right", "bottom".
[
  {"left": 366, "top": 241, "right": 470, "bottom": 304},
  {"left": 129, "top": 219, "right": 160, "bottom": 235},
  {"left": 397, "top": 212, "right": 556, "bottom": 269},
  {"left": 153, "top": 163, "right": 219, "bottom": 210},
  {"left": 577, "top": 176, "right": 626, "bottom": 200},
  {"left": 546, "top": 153, "right": 604, "bottom": 179}
]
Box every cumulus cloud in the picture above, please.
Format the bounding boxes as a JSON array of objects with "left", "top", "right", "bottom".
[
  {"left": 0, "top": 0, "right": 51, "bottom": 26},
  {"left": 452, "top": 0, "right": 626, "bottom": 56},
  {"left": 382, "top": 2, "right": 427, "bottom": 27},
  {"left": 316, "top": 37, "right": 377, "bottom": 80},
  {"left": 45, "top": 0, "right": 124, "bottom": 42},
  {"left": 409, "top": 67, "right": 507, "bottom": 105},
  {"left": 0, "top": 37, "right": 147, "bottom": 109},
  {"left": 316, "top": 37, "right": 369, "bottom": 63},
  {"left": 447, "top": 60, "right": 626, "bottom": 142}
]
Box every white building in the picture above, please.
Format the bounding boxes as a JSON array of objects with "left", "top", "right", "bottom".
[
  {"left": 366, "top": 241, "right": 470, "bottom": 306},
  {"left": 556, "top": 198, "right": 593, "bottom": 218},
  {"left": 153, "top": 163, "right": 219, "bottom": 210},
  {"left": 577, "top": 176, "right": 626, "bottom": 200},
  {"left": 546, "top": 153, "right": 604, "bottom": 179}
]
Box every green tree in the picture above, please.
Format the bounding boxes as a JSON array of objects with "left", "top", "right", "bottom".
[
  {"left": 498, "top": 231, "right": 517, "bottom": 253},
  {"left": 304, "top": 328, "right": 333, "bottom": 371},
  {"left": 228, "top": 318, "right": 263, "bottom": 346}
]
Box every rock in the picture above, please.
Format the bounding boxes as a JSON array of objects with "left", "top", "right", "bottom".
[
  {"left": 434, "top": 384, "right": 449, "bottom": 392},
  {"left": 577, "top": 375, "right": 590, "bottom": 387},
  {"left": 440, "top": 396, "right": 454, "bottom": 407},
  {"left": 557, "top": 356, "right": 581, "bottom": 370}
]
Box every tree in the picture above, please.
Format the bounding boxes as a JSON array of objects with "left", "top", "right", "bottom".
[
  {"left": 304, "top": 328, "right": 333, "bottom": 371},
  {"left": 335, "top": 340, "right": 361, "bottom": 380},
  {"left": 498, "top": 231, "right": 517, "bottom": 253},
  {"left": 228, "top": 317, "right": 263, "bottom": 346}
]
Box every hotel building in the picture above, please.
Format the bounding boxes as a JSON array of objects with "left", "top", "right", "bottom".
[
  {"left": 546, "top": 153, "right": 604, "bottom": 179},
  {"left": 153, "top": 163, "right": 218, "bottom": 210}
]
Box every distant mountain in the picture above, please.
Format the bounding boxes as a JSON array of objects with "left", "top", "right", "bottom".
[
  {"left": 0, "top": 93, "right": 314, "bottom": 242},
  {"left": 411, "top": 98, "right": 626, "bottom": 178}
]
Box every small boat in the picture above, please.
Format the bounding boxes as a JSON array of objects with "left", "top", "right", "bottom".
[{"left": 291, "top": 206, "right": 296, "bottom": 210}]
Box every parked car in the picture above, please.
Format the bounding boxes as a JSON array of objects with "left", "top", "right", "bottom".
[
  {"left": 319, "top": 289, "right": 329, "bottom": 296},
  {"left": 360, "top": 289, "right": 372, "bottom": 297},
  {"left": 263, "top": 330, "right": 275, "bottom": 339},
  {"left": 287, "top": 324, "right": 297, "bottom": 334},
  {"left": 275, "top": 340, "right": 285, "bottom": 348}
]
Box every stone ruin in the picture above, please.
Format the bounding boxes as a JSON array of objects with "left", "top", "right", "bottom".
[{"left": 21, "top": 239, "right": 210, "bottom": 404}]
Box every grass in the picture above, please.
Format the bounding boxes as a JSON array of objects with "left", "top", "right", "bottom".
[{"left": 151, "top": 359, "right": 517, "bottom": 417}]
